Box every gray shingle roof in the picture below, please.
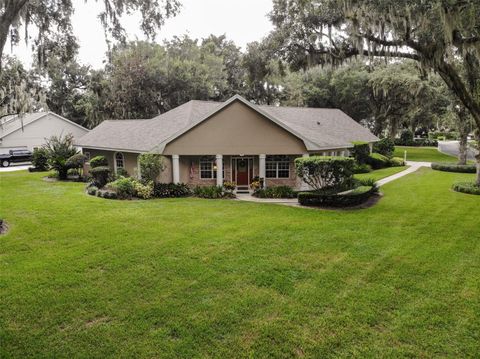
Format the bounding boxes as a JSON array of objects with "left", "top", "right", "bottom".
[{"left": 76, "top": 95, "right": 378, "bottom": 152}]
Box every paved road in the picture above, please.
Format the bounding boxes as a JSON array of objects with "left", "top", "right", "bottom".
[
  {"left": 0, "top": 164, "right": 31, "bottom": 172},
  {"left": 438, "top": 141, "right": 477, "bottom": 160}
]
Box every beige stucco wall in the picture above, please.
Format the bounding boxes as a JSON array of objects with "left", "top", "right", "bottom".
[
  {"left": 82, "top": 148, "right": 172, "bottom": 182},
  {"left": 0, "top": 114, "right": 88, "bottom": 152},
  {"left": 163, "top": 101, "right": 308, "bottom": 155}
]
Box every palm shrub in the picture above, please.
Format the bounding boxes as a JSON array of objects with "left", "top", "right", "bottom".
[
  {"left": 139, "top": 153, "right": 165, "bottom": 183},
  {"left": 31, "top": 148, "right": 49, "bottom": 171},
  {"left": 43, "top": 134, "right": 78, "bottom": 180},
  {"left": 295, "top": 156, "right": 355, "bottom": 192},
  {"left": 351, "top": 141, "right": 371, "bottom": 164}
]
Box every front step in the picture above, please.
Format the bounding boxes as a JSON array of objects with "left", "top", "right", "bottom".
[{"left": 235, "top": 186, "right": 251, "bottom": 194}]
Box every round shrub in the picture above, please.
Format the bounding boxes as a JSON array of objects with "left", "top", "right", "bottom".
[
  {"left": 90, "top": 155, "right": 108, "bottom": 168},
  {"left": 389, "top": 157, "right": 405, "bottom": 167},
  {"left": 351, "top": 142, "right": 371, "bottom": 164},
  {"left": 431, "top": 163, "right": 476, "bottom": 173},
  {"left": 108, "top": 177, "right": 136, "bottom": 199},
  {"left": 373, "top": 138, "right": 395, "bottom": 157},
  {"left": 31, "top": 148, "right": 49, "bottom": 171},
  {"left": 66, "top": 153, "right": 87, "bottom": 170},
  {"left": 89, "top": 166, "right": 111, "bottom": 188},
  {"left": 366, "top": 153, "right": 390, "bottom": 169},
  {"left": 452, "top": 182, "right": 480, "bottom": 195},
  {"left": 87, "top": 186, "right": 98, "bottom": 196},
  {"left": 353, "top": 163, "right": 372, "bottom": 174}
]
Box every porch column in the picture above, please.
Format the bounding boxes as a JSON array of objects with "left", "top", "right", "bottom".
[
  {"left": 301, "top": 154, "right": 309, "bottom": 190},
  {"left": 259, "top": 154, "right": 266, "bottom": 188},
  {"left": 172, "top": 154, "right": 180, "bottom": 184},
  {"left": 216, "top": 154, "right": 223, "bottom": 186}
]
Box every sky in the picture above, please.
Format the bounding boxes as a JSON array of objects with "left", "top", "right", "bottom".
[{"left": 7, "top": 0, "right": 274, "bottom": 69}]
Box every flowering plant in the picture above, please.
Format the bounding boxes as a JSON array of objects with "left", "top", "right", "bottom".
[{"left": 223, "top": 181, "right": 236, "bottom": 192}]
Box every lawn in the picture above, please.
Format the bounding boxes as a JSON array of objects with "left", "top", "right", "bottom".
[
  {"left": 393, "top": 146, "right": 457, "bottom": 163},
  {"left": 354, "top": 166, "right": 408, "bottom": 182},
  {"left": 1, "top": 170, "right": 479, "bottom": 357}
]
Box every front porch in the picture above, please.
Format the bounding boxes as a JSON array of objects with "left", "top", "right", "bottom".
[{"left": 170, "top": 152, "right": 349, "bottom": 191}]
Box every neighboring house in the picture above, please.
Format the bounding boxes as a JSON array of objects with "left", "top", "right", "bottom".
[
  {"left": 77, "top": 95, "right": 378, "bottom": 190},
  {"left": 0, "top": 112, "right": 89, "bottom": 153}
]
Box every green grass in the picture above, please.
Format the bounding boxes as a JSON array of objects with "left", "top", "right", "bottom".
[
  {"left": 393, "top": 146, "right": 457, "bottom": 163},
  {"left": 1, "top": 170, "right": 480, "bottom": 357},
  {"left": 355, "top": 166, "right": 408, "bottom": 182}
]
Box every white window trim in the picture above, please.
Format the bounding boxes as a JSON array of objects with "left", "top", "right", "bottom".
[
  {"left": 199, "top": 157, "right": 224, "bottom": 180},
  {"left": 265, "top": 156, "right": 290, "bottom": 179},
  {"left": 114, "top": 152, "right": 125, "bottom": 174}
]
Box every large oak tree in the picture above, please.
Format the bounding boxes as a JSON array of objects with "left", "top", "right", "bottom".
[{"left": 271, "top": 0, "right": 480, "bottom": 184}]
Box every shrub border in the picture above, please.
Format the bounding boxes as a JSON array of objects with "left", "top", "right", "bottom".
[
  {"left": 298, "top": 185, "right": 378, "bottom": 208},
  {"left": 431, "top": 162, "right": 476, "bottom": 173},
  {"left": 452, "top": 182, "right": 480, "bottom": 195}
]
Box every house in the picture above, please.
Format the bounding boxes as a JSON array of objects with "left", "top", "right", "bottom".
[
  {"left": 0, "top": 112, "right": 89, "bottom": 153},
  {"left": 77, "top": 95, "right": 378, "bottom": 190}
]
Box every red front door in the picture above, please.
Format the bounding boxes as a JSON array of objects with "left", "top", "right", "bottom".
[{"left": 236, "top": 158, "right": 249, "bottom": 185}]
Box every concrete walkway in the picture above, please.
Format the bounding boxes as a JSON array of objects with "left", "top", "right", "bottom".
[
  {"left": 376, "top": 161, "right": 431, "bottom": 187},
  {"left": 0, "top": 164, "right": 31, "bottom": 172},
  {"left": 237, "top": 161, "right": 432, "bottom": 206}
]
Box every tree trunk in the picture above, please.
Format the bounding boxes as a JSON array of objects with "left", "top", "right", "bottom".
[
  {"left": 476, "top": 154, "right": 480, "bottom": 186},
  {"left": 458, "top": 131, "right": 468, "bottom": 165}
]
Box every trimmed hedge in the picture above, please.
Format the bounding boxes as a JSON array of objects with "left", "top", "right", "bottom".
[
  {"left": 295, "top": 156, "right": 355, "bottom": 192},
  {"left": 452, "top": 182, "right": 480, "bottom": 195},
  {"left": 373, "top": 138, "right": 395, "bottom": 157},
  {"left": 431, "top": 163, "right": 476, "bottom": 173},
  {"left": 89, "top": 166, "right": 111, "bottom": 188},
  {"left": 366, "top": 153, "right": 390, "bottom": 169},
  {"left": 253, "top": 186, "right": 296, "bottom": 198},
  {"left": 394, "top": 138, "right": 438, "bottom": 147},
  {"left": 90, "top": 156, "right": 108, "bottom": 168},
  {"left": 298, "top": 185, "right": 378, "bottom": 207},
  {"left": 351, "top": 141, "right": 371, "bottom": 164}
]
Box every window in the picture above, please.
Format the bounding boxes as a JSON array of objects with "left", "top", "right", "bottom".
[
  {"left": 115, "top": 152, "right": 124, "bottom": 171},
  {"left": 266, "top": 155, "right": 290, "bottom": 178},
  {"left": 199, "top": 156, "right": 224, "bottom": 179}
]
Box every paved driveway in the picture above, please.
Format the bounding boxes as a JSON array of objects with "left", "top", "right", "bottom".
[
  {"left": 0, "top": 164, "right": 31, "bottom": 172},
  {"left": 438, "top": 141, "right": 477, "bottom": 160}
]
